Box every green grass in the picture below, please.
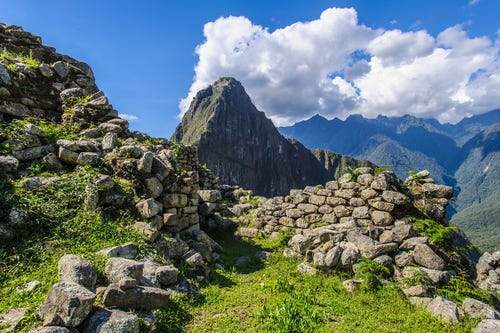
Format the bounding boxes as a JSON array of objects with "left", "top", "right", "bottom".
[
  {"left": 412, "top": 218, "right": 457, "bottom": 249},
  {"left": 154, "top": 232, "right": 478, "bottom": 333},
  {"left": 438, "top": 275, "right": 498, "bottom": 306},
  {"left": 0, "top": 166, "right": 148, "bottom": 332},
  {"left": 374, "top": 166, "right": 392, "bottom": 176},
  {"left": 0, "top": 49, "right": 41, "bottom": 69}
]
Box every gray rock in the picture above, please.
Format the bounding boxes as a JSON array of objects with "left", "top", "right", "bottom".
[
  {"left": 83, "top": 309, "right": 140, "bottom": 333},
  {"left": 426, "top": 296, "right": 461, "bottom": 323},
  {"left": 371, "top": 175, "right": 388, "bottom": 190},
  {"left": 145, "top": 177, "right": 163, "bottom": 199},
  {"left": 340, "top": 242, "right": 360, "bottom": 269},
  {"left": 137, "top": 151, "right": 154, "bottom": 174},
  {"left": 0, "top": 102, "right": 29, "bottom": 117},
  {"left": 473, "top": 319, "right": 500, "bottom": 333},
  {"left": 237, "top": 227, "right": 259, "bottom": 238},
  {"left": 0, "top": 308, "right": 26, "bottom": 332},
  {"left": 0, "top": 155, "right": 19, "bottom": 173},
  {"left": 58, "top": 254, "right": 97, "bottom": 290},
  {"left": 58, "top": 147, "right": 79, "bottom": 164},
  {"left": 52, "top": 61, "right": 68, "bottom": 78},
  {"left": 0, "top": 63, "right": 11, "bottom": 84},
  {"left": 102, "top": 285, "right": 171, "bottom": 310},
  {"left": 197, "top": 190, "right": 222, "bottom": 203},
  {"left": 97, "top": 243, "right": 138, "bottom": 259},
  {"left": 403, "top": 285, "right": 433, "bottom": 297},
  {"left": 163, "top": 193, "right": 188, "bottom": 208},
  {"left": 297, "top": 262, "right": 318, "bottom": 275},
  {"left": 343, "top": 279, "right": 362, "bottom": 292},
  {"left": 132, "top": 222, "right": 160, "bottom": 242},
  {"left": 421, "top": 183, "right": 453, "bottom": 199},
  {"left": 39, "top": 63, "right": 53, "bottom": 77},
  {"left": 105, "top": 258, "right": 144, "bottom": 285},
  {"left": 382, "top": 190, "right": 409, "bottom": 205},
  {"left": 235, "top": 256, "right": 251, "bottom": 267},
  {"left": 135, "top": 198, "right": 162, "bottom": 219},
  {"left": 288, "top": 234, "right": 312, "bottom": 254},
  {"left": 156, "top": 265, "right": 179, "bottom": 286},
  {"left": 420, "top": 268, "right": 454, "bottom": 284},
  {"left": 371, "top": 210, "right": 394, "bottom": 226},
  {"left": 13, "top": 144, "right": 54, "bottom": 161},
  {"left": 373, "top": 254, "right": 393, "bottom": 267},
  {"left": 324, "top": 245, "right": 342, "bottom": 267},
  {"left": 77, "top": 152, "right": 100, "bottom": 166},
  {"left": 413, "top": 244, "right": 446, "bottom": 270},
  {"left": 60, "top": 88, "right": 85, "bottom": 102},
  {"left": 0, "top": 87, "right": 10, "bottom": 98},
  {"left": 230, "top": 203, "right": 253, "bottom": 216},
  {"left": 400, "top": 237, "right": 428, "bottom": 250},
  {"left": 352, "top": 206, "right": 370, "bottom": 219},
  {"left": 39, "top": 282, "right": 95, "bottom": 327},
  {"left": 395, "top": 251, "right": 414, "bottom": 267},
  {"left": 462, "top": 298, "right": 499, "bottom": 319},
  {"left": 185, "top": 252, "right": 204, "bottom": 267},
  {"left": 102, "top": 132, "right": 118, "bottom": 151},
  {"left": 42, "top": 153, "right": 63, "bottom": 171},
  {"left": 255, "top": 250, "right": 271, "bottom": 261},
  {"left": 368, "top": 199, "right": 395, "bottom": 212}
]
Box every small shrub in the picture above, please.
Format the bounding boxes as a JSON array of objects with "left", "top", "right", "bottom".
[
  {"left": 413, "top": 219, "right": 456, "bottom": 248},
  {"left": 354, "top": 258, "right": 391, "bottom": 291},
  {"left": 438, "top": 275, "right": 497, "bottom": 305},
  {"left": 0, "top": 49, "right": 41, "bottom": 69}
]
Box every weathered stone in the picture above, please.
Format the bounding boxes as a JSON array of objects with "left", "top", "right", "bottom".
[
  {"left": 420, "top": 268, "right": 454, "bottom": 284},
  {"left": 297, "top": 262, "right": 318, "bottom": 275},
  {"left": 145, "top": 177, "right": 163, "bottom": 199},
  {"left": 0, "top": 308, "right": 26, "bottom": 332},
  {"left": 333, "top": 205, "right": 351, "bottom": 218},
  {"left": 462, "top": 298, "right": 499, "bottom": 319},
  {"left": 102, "top": 285, "right": 171, "bottom": 310},
  {"left": 297, "top": 203, "right": 318, "bottom": 214},
  {"left": 340, "top": 242, "right": 360, "bottom": 269},
  {"left": 102, "top": 132, "right": 118, "bottom": 151},
  {"left": 289, "top": 234, "right": 312, "bottom": 254},
  {"left": 400, "top": 237, "right": 428, "bottom": 250},
  {"left": 309, "top": 194, "right": 326, "bottom": 206},
  {"left": 413, "top": 244, "right": 446, "bottom": 270},
  {"left": 13, "top": 144, "right": 54, "bottom": 161},
  {"left": 29, "top": 327, "right": 73, "bottom": 333},
  {"left": 326, "top": 197, "right": 347, "bottom": 206},
  {"left": 324, "top": 246, "right": 342, "bottom": 267},
  {"left": 403, "top": 285, "right": 433, "bottom": 297},
  {"left": 77, "top": 152, "right": 100, "bottom": 166},
  {"left": 58, "top": 147, "right": 79, "bottom": 164},
  {"left": 373, "top": 254, "right": 393, "bottom": 267},
  {"left": 371, "top": 210, "right": 393, "bottom": 226},
  {"left": 382, "top": 190, "right": 410, "bottom": 205},
  {"left": 343, "top": 279, "right": 362, "bottom": 292},
  {"left": 335, "top": 189, "right": 355, "bottom": 200},
  {"left": 362, "top": 243, "right": 399, "bottom": 259},
  {"left": 83, "top": 308, "right": 140, "bottom": 333},
  {"left": 368, "top": 199, "right": 395, "bottom": 212},
  {"left": 42, "top": 153, "right": 63, "bottom": 171},
  {"left": 0, "top": 155, "right": 19, "bottom": 173},
  {"left": 156, "top": 265, "right": 179, "bottom": 286},
  {"left": 60, "top": 88, "right": 85, "bottom": 102},
  {"left": 39, "top": 282, "right": 95, "bottom": 327},
  {"left": 426, "top": 296, "right": 460, "bottom": 323},
  {"left": 395, "top": 251, "right": 414, "bottom": 267},
  {"left": 352, "top": 206, "right": 370, "bottom": 219},
  {"left": 52, "top": 61, "right": 68, "bottom": 78},
  {"left": 105, "top": 258, "right": 144, "bottom": 285},
  {"left": 0, "top": 63, "right": 11, "bottom": 84},
  {"left": 135, "top": 198, "right": 162, "bottom": 219},
  {"left": 163, "top": 193, "right": 188, "bottom": 208},
  {"left": 371, "top": 175, "right": 388, "bottom": 190},
  {"left": 360, "top": 188, "right": 378, "bottom": 200},
  {"left": 197, "top": 190, "right": 221, "bottom": 203},
  {"left": 325, "top": 181, "right": 339, "bottom": 191},
  {"left": 97, "top": 243, "right": 138, "bottom": 259},
  {"left": 137, "top": 151, "right": 154, "bottom": 174},
  {"left": 185, "top": 252, "right": 204, "bottom": 267},
  {"left": 58, "top": 254, "right": 96, "bottom": 290},
  {"left": 473, "top": 319, "right": 500, "bottom": 333},
  {"left": 237, "top": 227, "right": 260, "bottom": 238},
  {"left": 422, "top": 183, "right": 453, "bottom": 199}
]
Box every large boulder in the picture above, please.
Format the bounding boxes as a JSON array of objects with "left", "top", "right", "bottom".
[
  {"left": 83, "top": 309, "right": 140, "bottom": 333},
  {"left": 102, "top": 285, "right": 171, "bottom": 310},
  {"left": 39, "top": 282, "right": 96, "bottom": 327},
  {"left": 104, "top": 258, "right": 144, "bottom": 286},
  {"left": 413, "top": 244, "right": 446, "bottom": 270},
  {"left": 426, "top": 296, "right": 460, "bottom": 323},
  {"left": 473, "top": 319, "right": 500, "bottom": 333},
  {"left": 462, "top": 298, "right": 499, "bottom": 319},
  {"left": 58, "top": 254, "right": 97, "bottom": 290}
]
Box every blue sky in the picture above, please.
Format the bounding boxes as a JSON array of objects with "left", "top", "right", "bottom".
[{"left": 0, "top": 0, "right": 498, "bottom": 136}]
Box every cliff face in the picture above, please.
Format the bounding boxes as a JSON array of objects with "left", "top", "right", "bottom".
[{"left": 173, "top": 77, "right": 372, "bottom": 196}]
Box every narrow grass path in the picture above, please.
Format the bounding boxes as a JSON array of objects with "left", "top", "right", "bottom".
[{"left": 159, "top": 233, "right": 479, "bottom": 333}]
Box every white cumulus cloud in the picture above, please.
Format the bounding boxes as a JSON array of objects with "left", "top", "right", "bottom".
[{"left": 180, "top": 7, "right": 500, "bottom": 125}]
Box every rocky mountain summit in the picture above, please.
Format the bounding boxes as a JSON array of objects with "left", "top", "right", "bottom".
[
  {"left": 1, "top": 23, "right": 499, "bottom": 333},
  {"left": 173, "top": 77, "right": 372, "bottom": 196}
]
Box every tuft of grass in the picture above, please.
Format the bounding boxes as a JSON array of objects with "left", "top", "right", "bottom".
[
  {"left": 406, "top": 170, "right": 426, "bottom": 183},
  {"left": 354, "top": 258, "right": 391, "bottom": 291},
  {"left": 412, "top": 218, "right": 456, "bottom": 249},
  {"left": 0, "top": 49, "right": 41, "bottom": 69},
  {"left": 438, "top": 275, "right": 498, "bottom": 306}
]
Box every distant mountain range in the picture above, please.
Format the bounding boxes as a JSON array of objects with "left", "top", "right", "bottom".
[{"left": 279, "top": 110, "right": 500, "bottom": 251}]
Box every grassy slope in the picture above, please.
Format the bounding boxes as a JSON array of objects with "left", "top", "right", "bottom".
[{"left": 158, "top": 233, "right": 479, "bottom": 333}]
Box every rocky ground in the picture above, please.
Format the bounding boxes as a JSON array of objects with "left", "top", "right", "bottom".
[{"left": 0, "top": 24, "right": 499, "bottom": 333}]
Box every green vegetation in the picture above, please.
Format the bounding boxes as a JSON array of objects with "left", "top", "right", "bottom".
[
  {"left": 406, "top": 170, "right": 426, "bottom": 183},
  {"left": 353, "top": 258, "right": 391, "bottom": 291},
  {"left": 152, "top": 233, "right": 477, "bottom": 333},
  {"left": 0, "top": 49, "right": 41, "bottom": 69},
  {"left": 0, "top": 166, "right": 147, "bottom": 332},
  {"left": 412, "top": 218, "right": 457, "bottom": 249},
  {"left": 0, "top": 118, "right": 81, "bottom": 153},
  {"left": 438, "top": 275, "right": 497, "bottom": 306},
  {"left": 374, "top": 166, "right": 392, "bottom": 176}
]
